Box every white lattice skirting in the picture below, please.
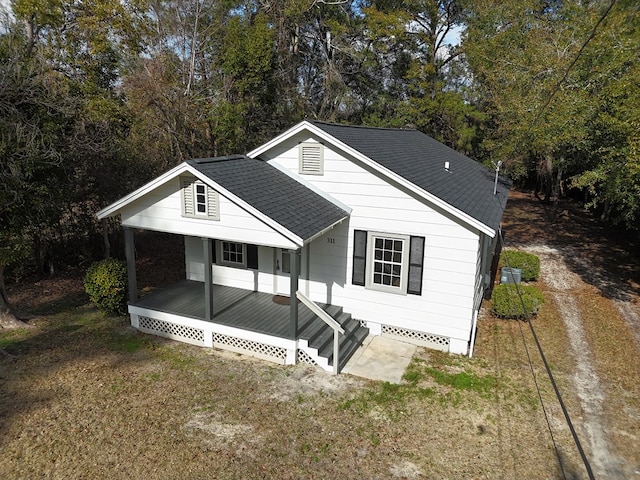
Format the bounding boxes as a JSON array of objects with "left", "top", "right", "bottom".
[
  {"left": 139, "top": 316, "right": 205, "bottom": 346},
  {"left": 381, "top": 324, "right": 450, "bottom": 352},
  {"left": 296, "top": 348, "right": 318, "bottom": 366},
  {"left": 212, "top": 332, "right": 287, "bottom": 364}
]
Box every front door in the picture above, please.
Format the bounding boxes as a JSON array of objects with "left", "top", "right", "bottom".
[{"left": 275, "top": 248, "right": 291, "bottom": 296}]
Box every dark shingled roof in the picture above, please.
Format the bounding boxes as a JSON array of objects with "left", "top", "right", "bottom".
[
  {"left": 188, "top": 155, "right": 348, "bottom": 242},
  {"left": 311, "top": 122, "right": 511, "bottom": 233}
]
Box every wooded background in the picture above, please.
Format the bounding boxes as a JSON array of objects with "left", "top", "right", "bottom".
[{"left": 1, "top": 0, "right": 638, "bottom": 283}]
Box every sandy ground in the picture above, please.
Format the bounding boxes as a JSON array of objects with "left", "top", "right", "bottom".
[
  {"left": 522, "top": 245, "right": 627, "bottom": 478},
  {"left": 503, "top": 191, "right": 640, "bottom": 479}
]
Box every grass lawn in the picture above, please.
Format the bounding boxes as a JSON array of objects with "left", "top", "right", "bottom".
[
  {"left": 0, "top": 302, "right": 587, "bottom": 479},
  {"left": 1, "top": 192, "right": 639, "bottom": 479}
]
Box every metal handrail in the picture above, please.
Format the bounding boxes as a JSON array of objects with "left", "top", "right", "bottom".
[{"left": 296, "top": 291, "right": 344, "bottom": 375}]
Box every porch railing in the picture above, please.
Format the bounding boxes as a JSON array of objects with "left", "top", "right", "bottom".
[{"left": 296, "top": 291, "right": 345, "bottom": 375}]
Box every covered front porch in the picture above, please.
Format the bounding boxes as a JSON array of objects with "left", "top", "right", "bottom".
[
  {"left": 96, "top": 155, "right": 363, "bottom": 372},
  {"left": 133, "top": 279, "right": 336, "bottom": 339},
  {"left": 128, "top": 279, "right": 369, "bottom": 373}
]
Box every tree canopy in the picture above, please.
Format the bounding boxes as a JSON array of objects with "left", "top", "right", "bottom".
[
  {"left": 0, "top": 0, "right": 638, "bottom": 325},
  {"left": 463, "top": 0, "right": 640, "bottom": 223}
]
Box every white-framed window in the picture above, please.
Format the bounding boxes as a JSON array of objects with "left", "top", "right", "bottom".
[
  {"left": 298, "top": 142, "right": 324, "bottom": 175},
  {"left": 181, "top": 178, "right": 219, "bottom": 220},
  {"left": 219, "top": 241, "right": 246, "bottom": 267},
  {"left": 353, "top": 230, "right": 424, "bottom": 296},
  {"left": 365, "top": 232, "right": 410, "bottom": 294},
  {"left": 194, "top": 182, "right": 207, "bottom": 214}
]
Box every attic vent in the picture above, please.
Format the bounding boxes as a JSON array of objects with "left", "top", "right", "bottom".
[
  {"left": 181, "top": 178, "right": 219, "bottom": 220},
  {"left": 299, "top": 142, "right": 324, "bottom": 175}
]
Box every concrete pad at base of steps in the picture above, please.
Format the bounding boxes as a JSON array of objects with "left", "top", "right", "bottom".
[{"left": 342, "top": 335, "right": 417, "bottom": 384}]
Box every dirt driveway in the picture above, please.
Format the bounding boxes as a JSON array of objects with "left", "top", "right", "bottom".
[{"left": 501, "top": 191, "right": 640, "bottom": 479}]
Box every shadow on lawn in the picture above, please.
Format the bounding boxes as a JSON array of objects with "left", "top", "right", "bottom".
[
  {"left": 0, "top": 231, "right": 188, "bottom": 452},
  {"left": 502, "top": 190, "right": 640, "bottom": 303},
  {"left": 0, "top": 309, "right": 154, "bottom": 444}
]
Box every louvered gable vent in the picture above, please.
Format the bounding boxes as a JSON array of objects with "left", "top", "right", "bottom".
[
  {"left": 181, "top": 178, "right": 195, "bottom": 216},
  {"left": 181, "top": 177, "right": 219, "bottom": 220},
  {"left": 299, "top": 142, "right": 324, "bottom": 175}
]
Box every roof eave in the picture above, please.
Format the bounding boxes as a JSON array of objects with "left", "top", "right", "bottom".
[
  {"left": 98, "top": 161, "right": 307, "bottom": 248},
  {"left": 97, "top": 163, "right": 191, "bottom": 219},
  {"left": 247, "top": 121, "right": 317, "bottom": 159},
  {"left": 251, "top": 121, "right": 498, "bottom": 237},
  {"left": 303, "top": 215, "right": 349, "bottom": 245}
]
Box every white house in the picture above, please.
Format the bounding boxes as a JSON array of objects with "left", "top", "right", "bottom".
[{"left": 97, "top": 121, "right": 510, "bottom": 373}]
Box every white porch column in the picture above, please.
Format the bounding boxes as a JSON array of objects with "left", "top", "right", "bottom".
[
  {"left": 288, "top": 248, "right": 301, "bottom": 339},
  {"left": 124, "top": 227, "right": 137, "bottom": 303},
  {"left": 203, "top": 238, "right": 213, "bottom": 321}
]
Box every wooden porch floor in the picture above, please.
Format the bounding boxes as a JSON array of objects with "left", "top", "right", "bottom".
[{"left": 132, "top": 280, "right": 329, "bottom": 339}]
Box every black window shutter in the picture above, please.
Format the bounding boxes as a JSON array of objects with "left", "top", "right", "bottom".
[
  {"left": 352, "top": 230, "right": 367, "bottom": 286},
  {"left": 212, "top": 239, "right": 217, "bottom": 264},
  {"left": 246, "top": 244, "right": 258, "bottom": 270},
  {"left": 407, "top": 236, "right": 425, "bottom": 295}
]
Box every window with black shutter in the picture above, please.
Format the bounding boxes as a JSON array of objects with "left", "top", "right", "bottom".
[{"left": 352, "top": 230, "right": 425, "bottom": 295}]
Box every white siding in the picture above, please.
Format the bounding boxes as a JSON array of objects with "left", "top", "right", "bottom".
[
  {"left": 119, "top": 177, "right": 297, "bottom": 249},
  {"left": 263, "top": 133, "right": 482, "bottom": 351},
  {"left": 184, "top": 237, "right": 310, "bottom": 296},
  {"left": 184, "top": 237, "right": 276, "bottom": 293}
]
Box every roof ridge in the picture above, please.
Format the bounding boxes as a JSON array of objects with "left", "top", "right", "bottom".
[
  {"left": 310, "top": 120, "right": 417, "bottom": 132},
  {"left": 188, "top": 155, "right": 248, "bottom": 165}
]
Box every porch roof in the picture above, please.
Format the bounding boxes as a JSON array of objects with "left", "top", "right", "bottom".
[
  {"left": 188, "top": 156, "right": 349, "bottom": 244},
  {"left": 97, "top": 155, "right": 349, "bottom": 247}
]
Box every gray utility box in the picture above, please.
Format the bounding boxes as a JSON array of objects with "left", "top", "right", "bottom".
[{"left": 500, "top": 267, "right": 522, "bottom": 284}]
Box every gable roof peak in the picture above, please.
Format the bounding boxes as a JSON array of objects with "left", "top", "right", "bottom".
[
  {"left": 309, "top": 120, "right": 417, "bottom": 133},
  {"left": 306, "top": 121, "right": 511, "bottom": 236},
  {"left": 187, "top": 155, "right": 248, "bottom": 166}
]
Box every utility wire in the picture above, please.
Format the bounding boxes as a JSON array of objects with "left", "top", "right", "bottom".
[
  {"left": 497, "top": 230, "right": 595, "bottom": 480},
  {"left": 517, "top": 304, "right": 568, "bottom": 479},
  {"left": 527, "top": 0, "right": 618, "bottom": 132}
]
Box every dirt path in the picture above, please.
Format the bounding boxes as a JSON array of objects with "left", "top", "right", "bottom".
[
  {"left": 500, "top": 191, "right": 640, "bottom": 478},
  {"left": 521, "top": 245, "right": 627, "bottom": 478}
]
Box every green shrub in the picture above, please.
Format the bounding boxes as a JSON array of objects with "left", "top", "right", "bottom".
[
  {"left": 500, "top": 250, "right": 540, "bottom": 281},
  {"left": 84, "top": 258, "right": 128, "bottom": 316},
  {"left": 491, "top": 283, "right": 544, "bottom": 319}
]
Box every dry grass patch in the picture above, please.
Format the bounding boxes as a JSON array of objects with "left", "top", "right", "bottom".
[
  {"left": 1, "top": 305, "right": 577, "bottom": 480},
  {"left": 576, "top": 284, "right": 640, "bottom": 470},
  {"left": 3, "top": 194, "right": 639, "bottom": 478}
]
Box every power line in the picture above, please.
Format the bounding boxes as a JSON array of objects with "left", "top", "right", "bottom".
[
  {"left": 497, "top": 230, "right": 595, "bottom": 480},
  {"left": 527, "top": 0, "right": 618, "bottom": 131}
]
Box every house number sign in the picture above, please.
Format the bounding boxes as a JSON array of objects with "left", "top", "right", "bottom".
[{"left": 327, "top": 237, "right": 335, "bottom": 244}]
